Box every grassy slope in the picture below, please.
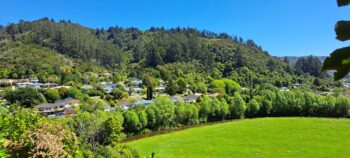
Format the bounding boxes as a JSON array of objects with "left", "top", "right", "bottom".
[{"left": 127, "top": 118, "right": 350, "bottom": 158}]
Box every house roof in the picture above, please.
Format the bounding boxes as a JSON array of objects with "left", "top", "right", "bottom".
[
  {"left": 184, "top": 94, "right": 199, "bottom": 101},
  {"left": 169, "top": 96, "right": 183, "bottom": 102},
  {"left": 35, "top": 98, "right": 73, "bottom": 108},
  {"left": 35, "top": 102, "right": 64, "bottom": 108},
  {"left": 134, "top": 100, "right": 154, "bottom": 105},
  {"left": 81, "top": 85, "right": 93, "bottom": 89},
  {"left": 118, "top": 100, "right": 133, "bottom": 106},
  {"left": 133, "top": 87, "right": 143, "bottom": 91}
]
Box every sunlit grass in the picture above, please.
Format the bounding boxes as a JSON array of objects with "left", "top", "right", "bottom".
[{"left": 128, "top": 117, "right": 350, "bottom": 158}]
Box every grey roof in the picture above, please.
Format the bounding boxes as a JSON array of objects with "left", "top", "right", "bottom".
[
  {"left": 35, "top": 98, "right": 72, "bottom": 108},
  {"left": 184, "top": 94, "right": 199, "bottom": 101},
  {"left": 134, "top": 100, "right": 154, "bottom": 105},
  {"left": 118, "top": 100, "right": 133, "bottom": 106},
  {"left": 35, "top": 102, "right": 64, "bottom": 108},
  {"left": 170, "top": 96, "right": 184, "bottom": 102}
]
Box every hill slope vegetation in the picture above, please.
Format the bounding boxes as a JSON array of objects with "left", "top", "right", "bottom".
[{"left": 0, "top": 18, "right": 309, "bottom": 87}]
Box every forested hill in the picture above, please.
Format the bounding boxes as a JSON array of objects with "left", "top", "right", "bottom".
[
  {"left": 279, "top": 56, "right": 327, "bottom": 65},
  {"left": 0, "top": 18, "right": 318, "bottom": 85}
]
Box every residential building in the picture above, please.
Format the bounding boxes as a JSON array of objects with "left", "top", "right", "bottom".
[
  {"left": 184, "top": 94, "right": 200, "bottom": 103},
  {"left": 35, "top": 98, "right": 79, "bottom": 116}
]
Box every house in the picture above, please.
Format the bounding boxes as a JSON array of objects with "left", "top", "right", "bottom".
[
  {"left": 40, "top": 83, "right": 58, "bottom": 88},
  {"left": 134, "top": 100, "right": 154, "bottom": 105},
  {"left": 292, "top": 83, "right": 305, "bottom": 88},
  {"left": 16, "top": 82, "right": 42, "bottom": 89},
  {"left": 53, "top": 86, "right": 72, "bottom": 89},
  {"left": 0, "top": 79, "right": 15, "bottom": 86},
  {"left": 128, "top": 78, "right": 143, "bottom": 87},
  {"left": 104, "top": 106, "right": 116, "bottom": 112},
  {"left": 81, "top": 85, "right": 93, "bottom": 91},
  {"left": 103, "top": 87, "right": 113, "bottom": 93},
  {"left": 155, "top": 86, "right": 165, "bottom": 93},
  {"left": 183, "top": 94, "right": 200, "bottom": 103},
  {"left": 31, "top": 79, "right": 40, "bottom": 83},
  {"left": 279, "top": 87, "right": 290, "bottom": 92},
  {"left": 133, "top": 87, "right": 144, "bottom": 93},
  {"left": 169, "top": 96, "right": 184, "bottom": 103},
  {"left": 118, "top": 100, "right": 134, "bottom": 110},
  {"left": 106, "top": 82, "right": 117, "bottom": 89},
  {"left": 97, "top": 82, "right": 117, "bottom": 93},
  {"left": 159, "top": 80, "right": 165, "bottom": 87},
  {"left": 35, "top": 98, "right": 79, "bottom": 116}
]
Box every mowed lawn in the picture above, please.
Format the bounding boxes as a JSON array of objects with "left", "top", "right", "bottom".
[{"left": 127, "top": 118, "right": 350, "bottom": 158}]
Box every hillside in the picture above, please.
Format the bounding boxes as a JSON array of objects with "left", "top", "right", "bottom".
[
  {"left": 279, "top": 56, "right": 327, "bottom": 65},
  {"left": 0, "top": 18, "right": 304, "bottom": 86},
  {"left": 128, "top": 118, "right": 350, "bottom": 158},
  {"left": 0, "top": 42, "right": 107, "bottom": 83}
]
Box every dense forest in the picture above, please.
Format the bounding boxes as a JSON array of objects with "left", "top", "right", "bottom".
[{"left": 0, "top": 18, "right": 328, "bottom": 87}]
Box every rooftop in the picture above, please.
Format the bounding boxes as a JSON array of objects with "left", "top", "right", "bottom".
[{"left": 134, "top": 100, "right": 154, "bottom": 105}]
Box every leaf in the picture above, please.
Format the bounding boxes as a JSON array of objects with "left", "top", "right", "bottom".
[
  {"left": 323, "top": 46, "right": 350, "bottom": 70},
  {"left": 338, "top": 0, "right": 350, "bottom": 6},
  {"left": 342, "top": 58, "right": 350, "bottom": 64},
  {"left": 323, "top": 46, "right": 350, "bottom": 80},
  {"left": 334, "top": 64, "right": 350, "bottom": 80},
  {"left": 335, "top": 21, "right": 350, "bottom": 41}
]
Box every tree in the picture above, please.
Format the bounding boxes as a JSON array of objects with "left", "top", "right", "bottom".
[
  {"left": 137, "top": 110, "right": 148, "bottom": 130},
  {"left": 145, "top": 41, "right": 164, "bottom": 67},
  {"left": 210, "top": 98, "right": 221, "bottom": 120},
  {"left": 218, "top": 98, "right": 229, "bottom": 120},
  {"left": 196, "top": 82, "right": 208, "bottom": 94},
  {"left": 174, "top": 102, "right": 186, "bottom": 124},
  {"left": 4, "top": 88, "right": 45, "bottom": 108},
  {"left": 112, "top": 89, "right": 129, "bottom": 100},
  {"left": 66, "top": 87, "right": 83, "bottom": 99},
  {"left": 334, "top": 96, "right": 350, "bottom": 117},
  {"left": 209, "top": 80, "right": 225, "bottom": 94},
  {"left": 123, "top": 111, "right": 140, "bottom": 133},
  {"left": 230, "top": 93, "right": 246, "bottom": 119},
  {"left": 323, "top": 0, "right": 350, "bottom": 80},
  {"left": 0, "top": 108, "right": 78, "bottom": 157},
  {"left": 260, "top": 99, "right": 273, "bottom": 116},
  {"left": 146, "top": 85, "right": 154, "bottom": 100},
  {"left": 58, "top": 87, "right": 69, "bottom": 98},
  {"left": 223, "top": 79, "right": 241, "bottom": 95},
  {"left": 102, "top": 116, "right": 124, "bottom": 145},
  {"left": 25, "top": 120, "right": 78, "bottom": 158},
  {"left": 43, "top": 88, "right": 61, "bottom": 103},
  {"left": 295, "top": 56, "right": 322, "bottom": 77},
  {"left": 246, "top": 99, "right": 260, "bottom": 118},
  {"left": 155, "top": 96, "right": 176, "bottom": 128},
  {"left": 145, "top": 104, "right": 159, "bottom": 129},
  {"left": 198, "top": 96, "right": 212, "bottom": 122},
  {"left": 176, "top": 78, "right": 187, "bottom": 93},
  {"left": 313, "top": 78, "right": 322, "bottom": 87},
  {"left": 66, "top": 112, "right": 104, "bottom": 152},
  {"left": 165, "top": 80, "right": 178, "bottom": 96}
]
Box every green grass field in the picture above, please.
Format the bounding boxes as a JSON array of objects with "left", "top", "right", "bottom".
[{"left": 127, "top": 118, "right": 350, "bottom": 158}]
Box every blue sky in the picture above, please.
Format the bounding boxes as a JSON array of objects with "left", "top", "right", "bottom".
[{"left": 1, "top": 0, "right": 350, "bottom": 56}]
